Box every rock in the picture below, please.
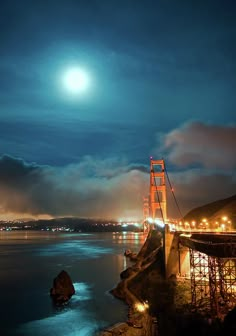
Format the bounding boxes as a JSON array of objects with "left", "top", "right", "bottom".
[
  {"left": 124, "top": 249, "right": 138, "bottom": 261},
  {"left": 50, "top": 270, "right": 75, "bottom": 305},
  {"left": 120, "top": 267, "right": 134, "bottom": 279},
  {"left": 110, "top": 283, "right": 126, "bottom": 300},
  {"left": 129, "top": 253, "right": 138, "bottom": 261},
  {"left": 124, "top": 249, "right": 132, "bottom": 256}
]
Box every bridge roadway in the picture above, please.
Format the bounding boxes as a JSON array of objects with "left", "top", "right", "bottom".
[{"left": 178, "top": 232, "right": 236, "bottom": 258}]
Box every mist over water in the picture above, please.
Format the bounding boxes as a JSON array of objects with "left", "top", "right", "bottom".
[{"left": 0, "top": 230, "right": 146, "bottom": 336}]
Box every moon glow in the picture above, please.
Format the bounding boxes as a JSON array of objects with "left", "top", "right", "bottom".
[{"left": 63, "top": 67, "right": 90, "bottom": 94}]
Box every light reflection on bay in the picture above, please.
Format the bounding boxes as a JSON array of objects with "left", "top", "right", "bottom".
[{"left": 0, "top": 230, "right": 146, "bottom": 336}]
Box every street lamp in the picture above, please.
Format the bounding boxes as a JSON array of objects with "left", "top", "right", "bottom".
[
  {"left": 222, "top": 216, "right": 229, "bottom": 231},
  {"left": 221, "top": 223, "right": 225, "bottom": 232}
]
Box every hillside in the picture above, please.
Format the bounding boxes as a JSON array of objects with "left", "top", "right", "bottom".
[{"left": 183, "top": 194, "right": 236, "bottom": 229}]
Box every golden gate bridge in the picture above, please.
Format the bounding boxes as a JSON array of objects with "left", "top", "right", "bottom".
[{"left": 143, "top": 158, "right": 236, "bottom": 317}]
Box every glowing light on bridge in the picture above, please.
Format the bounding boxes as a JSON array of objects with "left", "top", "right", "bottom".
[
  {"left": 134, "top": 301, "right": 149, "bottom": 312},
  {"left": 154, "top": 219, "right": 165, "bottom": 228},
  {"left": 146, "top": 217, "right": 165, "bottom": 228},
  {"left": 221, "top": 223, "right": 226, "bottom": 231},
  {"left": 191, "top": 221, "right": 196, "bottom": 228},
  {"left": 168, "top": 223, "right": 176, "bottom": 232}
]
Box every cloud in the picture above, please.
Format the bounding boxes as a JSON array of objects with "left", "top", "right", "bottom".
[
  {"left": 152, "top": 122, "right": 236, "bottom": 217},
  {"left": 0, "top": 155, "right": 148, "bottom": 219},
  {"left": 166, "top": 169, "right": 236, "bottom": 217},
  {"left": 161, "top": 121, "right": 236, "bottom": 169},
  {"left": 0, "top": 121, "right": 235, "bottom": 220}
]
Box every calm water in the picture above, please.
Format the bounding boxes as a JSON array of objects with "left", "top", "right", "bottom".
[{"left": 0, "top": 230, "right": 146, "bottom": 336}]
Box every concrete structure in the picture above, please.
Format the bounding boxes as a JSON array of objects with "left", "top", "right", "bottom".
[{"left": 165, "top": 231, "right": 190, "bottom": 278}]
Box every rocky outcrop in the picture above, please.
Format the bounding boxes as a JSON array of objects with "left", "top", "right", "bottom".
[
  {"left": 110, "top": 281, "right": 128, "bottom": 302},
  {"left": 50, "top": 270, "right": 75, "bottom": 305},
  {"left": 120, "top": 267, "right": 135, "bottom": 279},
  {"left": 124, "top": 249, "right": 138, "bottom": 261},
  {"left": 111, "top": 230, "right": 164, "bottom": 309},
  {"left": 124, "top": 249, "right": 132, "bottom": 256}
]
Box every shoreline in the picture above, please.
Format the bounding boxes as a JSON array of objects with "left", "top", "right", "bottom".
[
  {"left": 97, "top": 228, "right": 236, "bottom": 336},
  {"left": 98, "top": 231, "right": 157, "bottom": 336}
]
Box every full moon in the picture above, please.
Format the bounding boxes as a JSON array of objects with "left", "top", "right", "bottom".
[{"left": 63, "top": 67, "right": 90, "bottom": 94}]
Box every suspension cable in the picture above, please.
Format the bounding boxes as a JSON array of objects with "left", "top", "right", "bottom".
[{"left": 163, "top": 160, "right": 184, "bottom": 220}]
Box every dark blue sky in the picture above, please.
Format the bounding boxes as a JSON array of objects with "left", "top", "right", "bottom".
[{"left": 0, "top": 0, "right": 235, "bottom": 220}]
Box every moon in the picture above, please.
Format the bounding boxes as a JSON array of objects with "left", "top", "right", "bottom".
[{"left": 63, "top": 67, "right": 90, "bottom": 94}]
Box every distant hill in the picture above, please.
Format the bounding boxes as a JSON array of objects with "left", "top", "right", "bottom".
[{"left": 184, "top": 194, "right": 236, "bottom": 230}]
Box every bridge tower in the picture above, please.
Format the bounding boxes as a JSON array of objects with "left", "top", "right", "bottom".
[
  {"left": 143, "top": 196, "right": 150, "bottom": 232},
  {"left": 143, "top": 196, "right": 149, "bottom": 220},
  {"left": 149, "top": 159, "right": 167, "bottom": 221}
]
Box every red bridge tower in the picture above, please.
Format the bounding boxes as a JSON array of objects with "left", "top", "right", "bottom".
[{"left": 149, "top": 159, "right": 167, "bottom": 221}]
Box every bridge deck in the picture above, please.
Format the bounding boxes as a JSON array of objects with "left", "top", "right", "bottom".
[{"left": 178, "top": 232, "right": 236, "bottom": 258}]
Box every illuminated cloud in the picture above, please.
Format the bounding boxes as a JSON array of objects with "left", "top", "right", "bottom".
[
  {"left": 154, "top": 122, "right": 236, "bottom": 216},
  {"left": 161, "top": 122, "right": 236, "bottom": 169},
  {"left": 0, "top": 121, "right": 235, "bottom": 220},
  {"left": 166, "top": 169, "right": 236, "bottom": 217},
  {"left": 0, "top": 155, "right": 148, "bottom": 220}
]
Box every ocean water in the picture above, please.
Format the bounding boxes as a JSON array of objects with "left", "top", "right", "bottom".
[{"left": 0, "top": 230, "right": 146, "bottom": 336}]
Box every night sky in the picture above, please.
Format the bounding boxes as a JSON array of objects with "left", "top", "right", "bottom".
[{"left": 0, "top": 0, "right": 235, "bottom": 220}]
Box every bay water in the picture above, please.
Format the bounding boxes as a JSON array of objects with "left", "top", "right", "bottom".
[{"left": 0, "top": 230, "right": 146, "bottom": 336}]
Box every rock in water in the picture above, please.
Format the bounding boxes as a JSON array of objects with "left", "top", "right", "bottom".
[{"left": 50, "top": 270, "right": 75, "bottom": 304}]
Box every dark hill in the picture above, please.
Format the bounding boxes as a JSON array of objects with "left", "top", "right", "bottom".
[{"left": 184, "top": 194, "right": 236, "bottom": 229}]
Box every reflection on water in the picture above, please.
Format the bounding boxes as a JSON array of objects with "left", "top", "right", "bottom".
[
  {"left": 71, "top": 282, "right": 92, "bottom": 302},
  {"left": 0, "top": 230, "right": 55, "bottom": 240},
  {"left": 0, "top": 231, "right": 94, "bottom": 243},
  {"left": 112, "top": 231, "right": 146, "bottom": 245},
  {"left": 37, "top": 240, "right": 113, "bottom": 258},
  {"left": 17, "top": 282, "right": 97, "bottom": 336},
  {"left": 0, "top": 230, "right": 146, "bottom": 336},
  {"left": 17, "top": 310, "right": 98, "bottom": 336}
]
